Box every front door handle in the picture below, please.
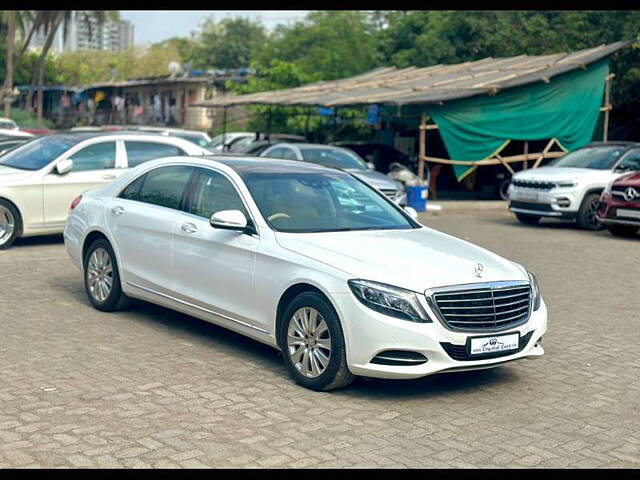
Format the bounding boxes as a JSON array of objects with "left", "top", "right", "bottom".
[
  {"left": 111, "top": 206, "right": 125, "bottom": 216},
  {"left": 102, "top": 174, "right": 117, "bottom": 180},
  {"left": 181, "top": 222, "right": 198, "bottom": 234}
]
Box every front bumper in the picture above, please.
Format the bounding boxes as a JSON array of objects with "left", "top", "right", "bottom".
[
  {"left": 507, "top": 185, "right": 579, "bottom": 218},
  {"left": 331, "top": 293, "right": 547, "bottom": 380}
]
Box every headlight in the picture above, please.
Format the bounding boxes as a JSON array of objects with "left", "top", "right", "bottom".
[
  {"left": 527, "top": 271, "right": 541, "bottom": 311},
  {"left": 348, "top": 279, "right": 431, "bottom": 323}
]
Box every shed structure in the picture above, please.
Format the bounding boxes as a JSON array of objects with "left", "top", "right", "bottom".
[{"left": 194, "top": 41, "right": 632, "bottom": 181}]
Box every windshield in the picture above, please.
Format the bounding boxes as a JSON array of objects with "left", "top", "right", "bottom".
[
  {"left": 0, "top": 135, "right": 81, "bottom": 170},
  {"left": 300, "top": 148, "right": 366, "bottom": 170},
  {"left": 0, "top": 121, "right": 16, "bottom": 129},
  {"left": 243, "top": 171, "right": 415, "bottom": 233},
  {"left": 170, "top": 132, "right": 211, "bottom": 148},
  {"left": 549, "top": 147, "right": 625, "bottom": 170}
]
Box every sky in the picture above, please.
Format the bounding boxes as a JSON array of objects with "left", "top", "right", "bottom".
[{"left": 120, "top": 11, "right": 311, "bottom": 45}]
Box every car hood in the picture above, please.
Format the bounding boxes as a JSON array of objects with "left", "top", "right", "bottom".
[
  {"left": 346, "top": 169, "right": 401, "bottom": 190},
  {"left": 275, "top": 227, "right": 527, "bottom": 292},
  {"left": 614, "top": 171, "right": 640, "bottom": 187},
  {"left": 0, "top": 165, "right": 34, "bottom": 183},
  {"left": 513, "top": 166, "right": 606, "bottom": 183}
]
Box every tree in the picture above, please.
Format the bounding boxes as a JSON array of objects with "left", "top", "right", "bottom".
[
  {"left": 189, "top": 17, "right": 267, "bottom": 70},
  {"left": 2, "top": 11, "right": 16, "bottom": 116}
]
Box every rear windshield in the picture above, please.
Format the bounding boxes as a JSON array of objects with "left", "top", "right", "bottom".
[
  {"left": 549, "top": 147, "right": 625, "bottom": 170},
  {"left": 0, "top": 135, "right": 81, "bottom": 170}
]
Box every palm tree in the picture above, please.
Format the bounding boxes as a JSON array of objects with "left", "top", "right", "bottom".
[
  {"left": 25, "top": 11, "right": 119, "bottom": 123},
  {"left": 2, "top": 11, "right": 38, "bottom": 117}
]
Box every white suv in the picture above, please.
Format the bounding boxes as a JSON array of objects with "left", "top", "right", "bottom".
[
  {"left": 0, "top": 132, "right": 210, "bottom": 249},
  {"left": 507, "top": 142, "right": 640, "bottom": 230}
]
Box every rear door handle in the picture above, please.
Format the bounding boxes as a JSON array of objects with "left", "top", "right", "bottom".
[
  {"left": 102, "top": 174, "right": 117, "bottom": 180},
  {"left": 181, "top": 222, "right": 198, "bottom": 234},
  {"left": 111, "top": 206, "right": 125, "bottom": 216}
]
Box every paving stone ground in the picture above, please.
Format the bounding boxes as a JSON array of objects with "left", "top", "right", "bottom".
[{"left": 0, "top": 210, "right": 639, "bottom": 468}]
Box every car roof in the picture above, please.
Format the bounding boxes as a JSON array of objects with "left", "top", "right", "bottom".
[
  {"left": 192, "top": 154, "right": 347, "bottom": 176},
  {"left": 582, "top": 141, "right": 640, "bottom": 149}
]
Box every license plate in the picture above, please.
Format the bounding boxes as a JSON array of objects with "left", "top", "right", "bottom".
[
  {"left": 617, "top": 208, "right": 640, "bottom": 220},
  {"left": 469, "top": 333, "right": 519, "bottom": 356},
  {"left": 512, "top": 190, "right": 538, "bottom": 201}
]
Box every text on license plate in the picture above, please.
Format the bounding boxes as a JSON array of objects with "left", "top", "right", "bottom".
[
  {"left": 513, "top": 191, "right": 538, "bottom": 201},
  {"left": 617, "top": 208, "right": 640, "bottom": 220},
  {"left": 469, "top": 333, "right": 519, "bottom": 356}
]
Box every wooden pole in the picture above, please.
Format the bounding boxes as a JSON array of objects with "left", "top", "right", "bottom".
[
  {"left": 603, "top": 73, "right": 614, "bottom": 142},
  {"left": 418, "top": 111, "right": 426, "bottom": 181}
]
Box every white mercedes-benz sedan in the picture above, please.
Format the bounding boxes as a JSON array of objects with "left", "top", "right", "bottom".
[
  {"left": 64, "top": 156, "right": 547, "bottom": 391},
  {"left": 0, "top": 131, "right": 210, "bottom": 249}
]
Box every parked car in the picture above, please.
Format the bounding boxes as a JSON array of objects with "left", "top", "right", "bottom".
[
  {"left": 597, "top": 168, "right": 640, "bottom": 238},
  {"left": 64, "top": 155, "right": 547, "bottom": 391},
  {"left": 507, "top": 142, "right": 640, "bottom": 230},
  {"left": 19, "top": 127, "right": 55, "bottom": 135},
  {"left": 0, "top": 117, "right": 19, "bottom": 130},
  {"left": 229, "top": 133, "right": 306, "bottom": 153},
  {"left": 0, "top": 139, "right": 28, "bottom": 156},
  {"left": 261, "top": 143, "right": 406, "bottom": 204},
  {"left": 332, "top": 142, "right": 416, "bottom": 174},
  {"left": 208, "top": 132, "right": 256, "bottom": 152},
  {"left": 0, "top": 128, "right": 34, "bottom": 142},
  {"left": 131, "top": 126, "right": 213, "bottom": 149},
  {"left": 0, "top": 132, "right": 210, "bottom": 249}
]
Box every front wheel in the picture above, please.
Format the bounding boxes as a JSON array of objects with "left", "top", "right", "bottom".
[
  {"left": 576, "top": 193, "right": 604, "bottom": 230},
  {"left": 279, "top": 292, "right": 355, "bottom": 391},
  {"left": 0, "top": 199, "right": 20, "bottom": 250},
  {"left": 607, "top": 224, "right": 639, "bottom": 238},
  {"left": 84, "top": 238, "right": 129, "bottom": 312}
]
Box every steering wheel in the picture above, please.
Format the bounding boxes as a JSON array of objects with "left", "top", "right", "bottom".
[{"left": 268, "top": 212, "right": 291, "bottom": 222}]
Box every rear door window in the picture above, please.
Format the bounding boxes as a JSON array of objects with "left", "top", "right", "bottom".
[
  {"left": 125, "top": 141, "right": 185, "bottom": 168},
  {"left": 134, "top": 165, "right": 194, "bottom": 210}
]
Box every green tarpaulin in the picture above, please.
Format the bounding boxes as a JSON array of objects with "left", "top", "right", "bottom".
[{"left": 427, "top": 59, "right": 610, "bottom": 180}]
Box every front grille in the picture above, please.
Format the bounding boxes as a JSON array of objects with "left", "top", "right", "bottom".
[
  {"left": 611, "top": 186, "right": 640, "bottom": 202},
  {"left": 440, "top": 331, "right": 534, "bottom": 361},
  {"left": 509, "top": 201, "right": 553, "bottom": 212},
  {"left": 511, "top": 179, "right": 555, "bottom": 190},
  {"left": 429, "top": 282, "right": 531, "bottom": 332}
]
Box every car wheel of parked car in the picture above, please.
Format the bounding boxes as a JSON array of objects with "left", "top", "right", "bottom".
[
  {"left": 279, "top": 291, "right": 355, "bottom": 391},
  {"left": 577, "top": 193, "right": 604, "bottom": 230},
  {"left": 84, "top": 238, "right": 129, "bottom": 312},
  {"left": 607, "top": 224, "right": 639, "bottom": 238},
  {"left": 515, "top": 213, "right": 541, "bottom": 225},
  {"left": 0, "top": 199, "right": 20, "bottom": 250}
]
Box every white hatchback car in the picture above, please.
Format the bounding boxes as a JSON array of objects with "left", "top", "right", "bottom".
[
  {"left": 64, "top": 156, "right": 547, "bottom": 391},
  {"left": 0, "top": 132, "right": 210, "bottom": 249}
]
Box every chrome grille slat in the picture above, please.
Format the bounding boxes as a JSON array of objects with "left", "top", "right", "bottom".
[{"left": 430, "top": 282, "right": 532, "bottom": 332}]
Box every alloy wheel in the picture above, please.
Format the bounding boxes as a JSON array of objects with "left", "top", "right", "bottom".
[
  {"left": 586, "top": 199, "right": 600, "bottom": 229},
  {"left": 0, "top": 205, "right": 15, "bottom": 246},
  {"left": 287, "top": 307, "right": 332, "bottom": 378},
  {"left": 87, "top": 248, "right": 114, "bottom": 302}
]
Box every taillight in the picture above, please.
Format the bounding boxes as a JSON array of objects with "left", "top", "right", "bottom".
[{"left": 69, "top": 195, "right": 82, "bottom": 211}]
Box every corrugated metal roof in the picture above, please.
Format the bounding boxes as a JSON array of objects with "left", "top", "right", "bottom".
[{"left": 194, "top": 41, "right": 631, "bottom": 108}]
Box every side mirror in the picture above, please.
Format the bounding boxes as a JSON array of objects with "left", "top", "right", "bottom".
[
  {"left": 210, "top": 209, "right": 248, "bottom": 231},
  {"left": 366, "top": 162, "right": 376, "bottom": 171},
  {"left": 404, "top": 206, "right": 419, "bottom": 219},
  {"left": 56, "top": 158, "right": 74, "bottom": 175}
]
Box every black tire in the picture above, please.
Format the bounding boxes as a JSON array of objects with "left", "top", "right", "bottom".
[
  {"left": 576, "top": 193, "right": 604, "bottom": 230},
  {"left": 607, "top": 224, "right": 639, "bottom": 238},
  {"left": 278, "top": 291, "right": 355, "bottom": 391},
  {"left": 0, "top": 198, "right": 21, "bottom": 250},
  {"left": 515, "top": 213, "right": 541, "bottom": 225},
  {"left": 83, "top": 238, "right": 129, "bottom": 312},
  {"left": 498, "top": 179, "right": 511, "bottom": 201}
]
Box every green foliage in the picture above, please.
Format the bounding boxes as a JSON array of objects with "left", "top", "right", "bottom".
[{"left": 8, "top": 107, "right": 53, "bottom": 127}]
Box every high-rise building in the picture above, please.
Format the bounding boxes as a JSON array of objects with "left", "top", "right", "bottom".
[{"left": 26, "top": 12, "right": 134, "bottom": 53}]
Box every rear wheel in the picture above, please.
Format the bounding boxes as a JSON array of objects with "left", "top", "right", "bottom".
[
  {"left": 607, "top": 224, "right": 639, "bottom": 238},
  {"left": 84, "top": 238, "right": 129, "bottom": 312},
  {"left": 279, "top": 292, "right": 355, "bottom": 391},
  {"left": 515, "top": 213, "right": 541, "bottom": 225},
  {"left": 577, "top": 193, "right": 604, "bottom": 230},
  {"left": 0, "top": 199, "right": 20, "bottom": 250}
]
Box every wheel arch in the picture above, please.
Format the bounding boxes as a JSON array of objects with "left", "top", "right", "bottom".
[{"left": 81, "top": 230, "right": 111, "bottom": 267}]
